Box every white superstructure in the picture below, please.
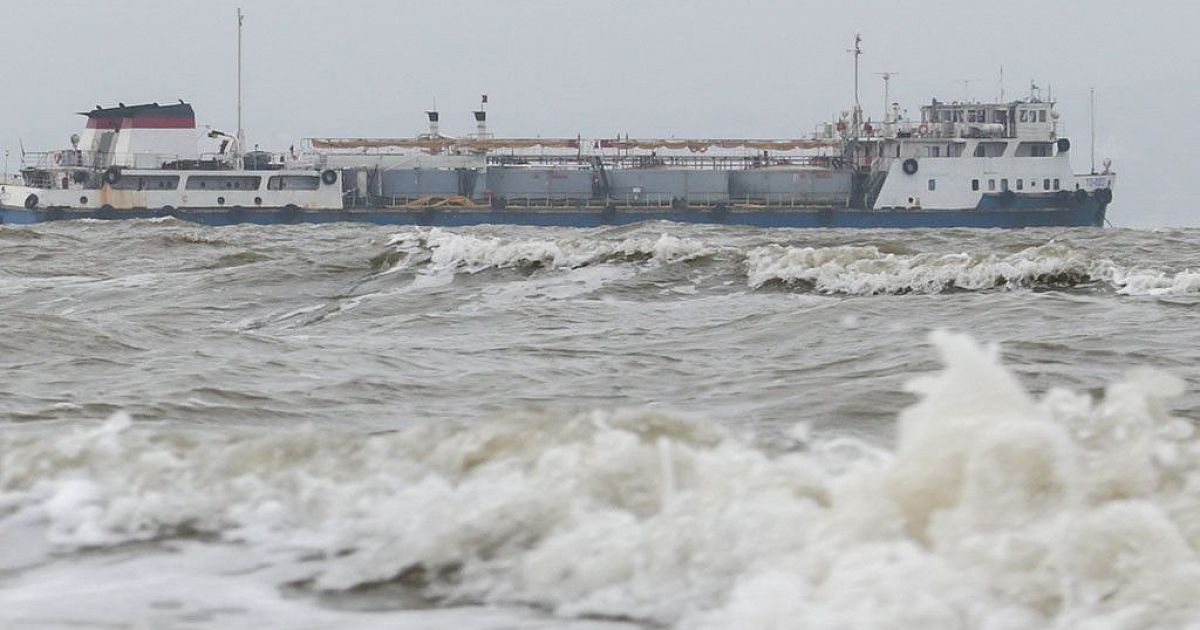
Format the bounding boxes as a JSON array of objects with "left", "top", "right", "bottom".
[
  {"left": 0, "top": 102, "right": 343, "bottom": 212},
  {"left": 834, "top": 95, "right": 1115, "bottom": 211}
]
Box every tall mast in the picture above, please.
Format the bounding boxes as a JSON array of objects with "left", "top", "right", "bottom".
[
  {"left": 236, "top": 8, "right": 245, "bottom": 164},
  {"left": 1090, "top": 87, "right": 1096, "bottom": 174},
  {"left": 851, "top": 34, "right": 862, "bottom": 140}
]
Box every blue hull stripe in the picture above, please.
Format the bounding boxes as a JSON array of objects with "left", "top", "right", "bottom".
[{"left": 0, "top": 201, "right": 1107, "bottom": 229}]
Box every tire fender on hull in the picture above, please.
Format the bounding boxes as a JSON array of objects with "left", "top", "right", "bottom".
[{"left": 103, "top": 167, "right": 122, "bottom": 186}]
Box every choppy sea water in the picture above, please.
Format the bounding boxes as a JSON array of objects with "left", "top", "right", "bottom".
[{"left": 2, "top": 220, "right": 1199, "bottom": 629}]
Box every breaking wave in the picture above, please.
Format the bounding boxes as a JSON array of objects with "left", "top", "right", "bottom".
[
  {"left": 4, "top": 333, "right": 1199, "bottom": 628},
  {"left": 376, "top": 228, "right": 717, "bottom": 274},
  {"left": 371, "top": 229, "right": 1200, "bottom": 297},
  {"left": 744, "top": 242, "right": 1200, "bottom": 296}
]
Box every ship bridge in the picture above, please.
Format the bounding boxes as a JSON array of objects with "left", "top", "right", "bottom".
[{"left": 917, "top": 98, "right": 1058, "bottom": 142}]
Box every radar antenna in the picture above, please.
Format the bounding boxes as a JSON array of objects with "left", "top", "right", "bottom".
[
  {"left": 956, "top": 78, "right": 978, "bottom": 102},
  {"left": 875, "top": 71, "right": 899, "bottom": 122}
]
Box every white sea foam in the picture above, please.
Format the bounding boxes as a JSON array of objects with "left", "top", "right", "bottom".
[
  {"left": 745, "top": 241, "right": 1200, "bottom": 296},
  {"left": 377, "top": 231, "right": 1200, "bottom": 297},
  {"left": 384, "top": 228, "right": 716, "bottom": 277},
  {"left": 1109, "top": 268, "right": 1200, "bottom": 296},
  {"left": 3, "top": 333, "right": 1199, "bottom": 628}
]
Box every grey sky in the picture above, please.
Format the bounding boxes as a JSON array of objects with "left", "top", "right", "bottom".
[{"left": 4, "top": 0, "right": 1197, "bottom": 226}]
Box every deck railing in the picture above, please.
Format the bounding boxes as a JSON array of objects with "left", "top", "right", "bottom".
[
  {"left": 354, "top": 192, "right": 849, "bottom": 210},
  {"left": 20, "top": 150, "right": 238, "bottom": 171},
  {"left": 486, "top": 154, "right": 834, "bottom": 170}
]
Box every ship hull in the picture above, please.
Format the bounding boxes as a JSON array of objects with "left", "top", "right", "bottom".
[{"left": 0, "top": 200, "right": 1107, "bottom": 229}]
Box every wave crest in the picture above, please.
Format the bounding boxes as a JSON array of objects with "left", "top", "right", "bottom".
[
  {"left": 368, "top": 230, "right": 1200, "bottom": 297},
  {"left": 378, "top": 228, "right": 716, "bottom": 276},
  {"left": 746, "top": 242, "right": 1107, "bottom": 294}
]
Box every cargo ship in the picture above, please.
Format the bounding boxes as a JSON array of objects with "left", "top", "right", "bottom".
[{"left": 0, "top": 32, "right": 1114, "bottom": 228}]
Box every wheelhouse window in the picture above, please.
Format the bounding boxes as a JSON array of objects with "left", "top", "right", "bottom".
[
  {"left": 929, "top": 146, "right": 941, "bottom": 158},
  {"left": 971, "top": 179, "right": 980, "bottom": 191},
  {"left": 928, "top": 179, "right": 936, "bottom": 191},
  {"left": 267, "top": 175, "right": 320, "bottom": 191},
  {"left": 1019, "top": 109, "right": 1044, "bottom": 123},
  {"left": 1016, "top": 142, "right": 1053, "bottom": 157},
  {"left": 974, "top": 142, "right": 1007, "bottom": 158}
]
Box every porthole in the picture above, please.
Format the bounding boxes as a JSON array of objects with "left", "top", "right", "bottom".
[
  {"left": 79, "top": 196, "right": 88, "bottom": 204},
  {"left": 217, "top": 196, "right": 226, "bottom": 206},
  {"left": 254, "top": 196, "right": 263, "bottom": 206}
]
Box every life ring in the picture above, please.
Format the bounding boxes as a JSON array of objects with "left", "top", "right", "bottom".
[
  {"left": 1056, "top": 138, "right": 1071, "bottom": 153},
  {"left": 103, "top": 167, "right": 122, "bottom": 186},
  {"left": 24, "top": 194, "right": 39, "bottom": 209},
  {"left": 320, "top": 169, "right": 338, "bottom": 186},
  {"left": 902, "top": 158, "right": 919, "bottom": 175},
  {"left": 918, "top": 123, "right": 930, "bottom": 136}
]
